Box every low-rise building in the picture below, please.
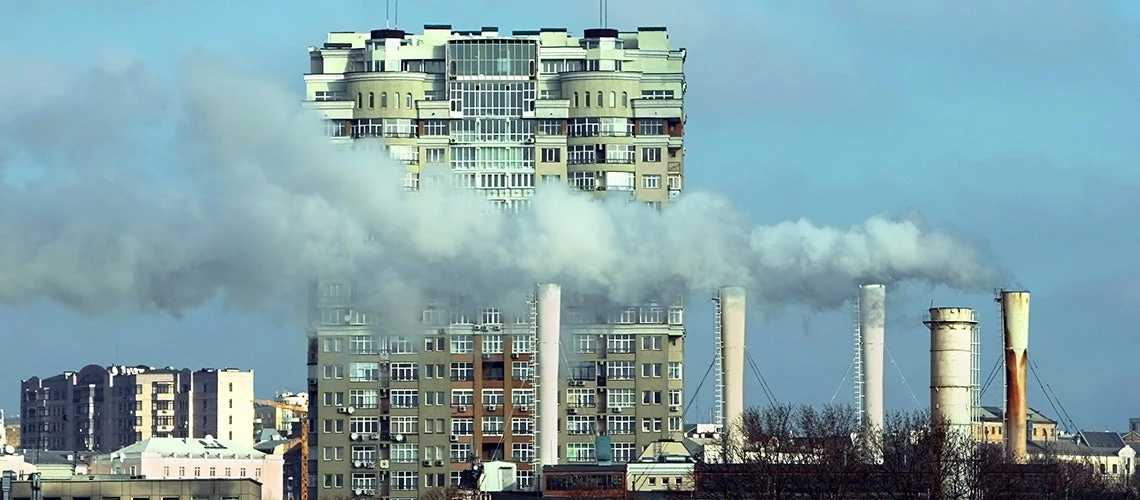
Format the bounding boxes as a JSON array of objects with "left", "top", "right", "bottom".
[
  {"left": 253, "top": 434, "right": 303, "bottom": 500},
  {"left": 1029, "top": 431, "right": 1136, "bottom": 480},
  {"left": 88, "top": 436, "right": 283, "bottom": 499},
  {"left": 977, "top": 405, "right": 1058, "bottom": 443},
  {"left": 0, "top": 471, "right": 262, "bottom": 500}
]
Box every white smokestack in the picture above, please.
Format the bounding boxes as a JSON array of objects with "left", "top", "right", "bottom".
[
  {"left": 924, "top": 307, "right": 976, "bottom": 438},
  {"left": 858, "top": 284, "right": 885, "bottom": 462},
  {"left": 1000, "top": 290, "right": 1030, "bottom": 463},
  {"left": 718, "top": 286, "right": 746, "bottom": 460},
  {"left": 535, "top": 283, "right": 561, "bottom": 467}
]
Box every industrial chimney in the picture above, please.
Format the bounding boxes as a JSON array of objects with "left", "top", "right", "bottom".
[
  {"left": 924, "top": 307, "right": 977, "bottom": 439},
  {"left": 535, "top": 284, "right": 562, "bottom": 467},
  {"left": 857, "top": 284, "right": 886, "bottom": 462},
  {"left": 717, "top": 286, "right": 746, "bottom": 460},
  {"left": 999, "top": 291, "right": 1030, "bottom": 463}
]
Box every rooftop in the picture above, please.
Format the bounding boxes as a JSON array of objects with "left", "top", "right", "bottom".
[{"left": 109, "top": 437, "right": 267, "bottom": 459}]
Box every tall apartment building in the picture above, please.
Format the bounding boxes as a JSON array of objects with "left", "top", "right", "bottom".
[
  {"left": 20, "top": 365, "right": 255, "bottom": 452},
  {"left": 303, "top": 25, "right": 686, "bottom": 498}
]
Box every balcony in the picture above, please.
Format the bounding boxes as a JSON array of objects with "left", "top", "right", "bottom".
[{"left": 631, "top": 98, "right": 683, "bottom": 119}]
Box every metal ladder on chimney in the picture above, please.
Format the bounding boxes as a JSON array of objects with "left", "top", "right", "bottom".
[
  {"left": 853, "top": 296, "right": 863, "bottom": 425},
  {"left": 712, "top": 293, "right": 724, "bottom": 429},
  {"left": 526, "top": 290, "right": 540, "bottom": 474}
]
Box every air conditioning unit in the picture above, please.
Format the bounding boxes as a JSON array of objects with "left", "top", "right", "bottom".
[
  {"left": 393, "top": 434, "right": 405, "bottom": 443},
  {"left": 379, "top": 389, "right": 389, "bottom": 397},
  {"left": 337, "top": 407, "right": 349, "bottom": 414},
  {"left": 354, "top": 488, "right": 364, "bottom": 496},
  {"left": 568, "top": 408, "right": 578, "bottom": 415},
  {"left": 613, "top": 407, "right": 623, "bottom": 413},
  {"left": 307, "top": 378, "right": 318, "bottom": 385},
  {"left": 378, "top": 460, "right": 390, "bottom": 469},
  {"left": 481, "top": 354, "right": 492, "bottom": 360},
  {"left": 353, "top": 460, "right": 363, "bottom": 468},
  {"left": 422, "top": 460, "right": 432, "bottom": 467},
  {"left": 346, "top": 406, "right": 355, "bottom": 414},
  {"left": 371, "top": 433, "right": 381, "bottom": 440},
  {"left": 364, "top": 489, "right": 375, "bottom": 496},
  {"left": 457, "top": 405, "right": 467, "bottom": 412},
  {"left": 487, "top": 405, "right": 498, "bottom": 412},
  {"left": 434, "top": 460, "right": 444, "bottom": 466},
  {"left": 519, "top": 405, "right": 529, "bottom": 412},
  {"left": 670, "top": 405, "right": 680, "bottom": 412},
  {"left": 350, "top": 433, "right": 361, "bottom": 441},
  {"left": 365, "top": 461, "right": 375, "bottom": 468},
  {"left": 511, "top": 353, "right": 520, "bottom": 360},
  {"left": 449, "top": 434, "right": 459, "bottom": 442}
]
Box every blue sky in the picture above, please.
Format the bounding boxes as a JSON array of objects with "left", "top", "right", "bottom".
[{"left": 1, "top": 0, "right": 1138, "bottom": 431}]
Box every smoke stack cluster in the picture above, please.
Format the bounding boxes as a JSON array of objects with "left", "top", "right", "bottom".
[
  {"left": 718, "top": 286, "right": 746, "bottom": 461},
  {"left": 857, "top": 284, "right": 886, "bottom": 462},
  {"left": 535, "top": 283, "right": 561, "bottom": 467},
  {"left": 924, "top": 307, "right": 977, "bottom": 438},
  {"left": 999, "top": 290, "right": 1030, "bottom": 463}
]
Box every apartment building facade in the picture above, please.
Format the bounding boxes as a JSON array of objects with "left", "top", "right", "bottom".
[
  {"left": 303, "top": 25, "right": 686, "bottom": 499},
  {"left": 20, "top": 365, "right": 255, "bottom": 452}
]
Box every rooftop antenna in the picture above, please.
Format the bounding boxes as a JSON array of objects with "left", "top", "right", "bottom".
[{"left": 598, "top": 0, "right": 609, "bottom": 28}]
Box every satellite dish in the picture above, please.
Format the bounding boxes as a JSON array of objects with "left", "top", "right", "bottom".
[{"left": 4, "top": 445, "right": 14, "bottom": 454}]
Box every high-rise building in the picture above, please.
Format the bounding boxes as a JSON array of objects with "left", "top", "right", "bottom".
[
  {"left": 303, "top": 25, "right": 686, "bottom": 497},
  {"left": 20, "top": 365, "right": 255, "bottom": 452}
]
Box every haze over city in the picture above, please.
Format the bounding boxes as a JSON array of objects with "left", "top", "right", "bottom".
[{"left": 2, "top": 0, "right": 1138, "bottom": 437}]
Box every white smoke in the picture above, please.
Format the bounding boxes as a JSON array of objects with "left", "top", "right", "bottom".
[{"left": 0, "top": 55, "right": 1000, "bottom": 318}]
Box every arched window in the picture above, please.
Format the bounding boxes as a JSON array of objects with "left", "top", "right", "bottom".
[
  {"left": 368, "top": 92, "right": 375, "bottom": 108},
  {"left": 585, "top": 92, "right": 591, "bottom": 107},
  {"left": 609, "top": 91, "right": 616, "bottom": 108},
  {"left": 406, "top": 94, "right": 413, "bottom": 108},
  {"left": 381, "top": 93, "right": 388, "bottom": 108},
  {"left": 621, "top": 91, "right": 628, "bottom": 107},
  {"left": 357, "top": 93, "right": 363, "bottom": 108},
  {"left": 574, "top": 92, "right": 579, "bottom": 107},
  {"left": 394, "top": 93, "right": 401, "bottom": 109},
  {"left": 597, "top": 91, "right": 603, "bottom": 107}
]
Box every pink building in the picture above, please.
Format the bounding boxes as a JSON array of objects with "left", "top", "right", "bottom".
[{"left": 90, "top": 436, "right": 283, "bottom": 499}]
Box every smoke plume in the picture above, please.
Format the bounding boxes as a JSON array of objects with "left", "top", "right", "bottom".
[{"left": 0, "top": 56, "right": 1000, "bottom": 319}]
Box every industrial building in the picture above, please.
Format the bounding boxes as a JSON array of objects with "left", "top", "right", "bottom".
[
  {"left": 20, "top": 365, "right": 255, "bottom": 452},
  {"left": 302, "top": 24, "right": 687, "bottom": 498}
]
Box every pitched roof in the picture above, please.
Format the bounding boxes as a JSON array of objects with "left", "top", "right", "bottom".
[
  {"left": 110, "top": 437, "right": 266, "bottom": 458},
  {"left": 1076, "top": 431, "right": 1125, "bottom": 449},
  {"left": 978, "top": 406, "right": 1056, "bottom": 424}
]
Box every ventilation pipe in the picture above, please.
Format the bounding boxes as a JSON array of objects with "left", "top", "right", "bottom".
[
  {"left": 535, "top": 284, "right": 561, "bottom": 467},
  {"left": 858, "top": 284, "right": 886, "bottom": 462},
  {"left": 999, "top": 291, "right": 1030, "bottom": 463},
  {"left": 718, "top": 286, "right": 746, "bottom": 461}
]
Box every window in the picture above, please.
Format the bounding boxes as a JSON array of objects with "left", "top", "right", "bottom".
[
  {"left": 567, "top": 442, "right": 596, "bottom": 463},
  {"left": 452, "top": 418, "right": 475, "bottom": 435},
  {"left": 608, "top": 389, "right": 635, "bottom": 409},
  {"left": 451, "top": 334, "right": 474, "bottom": 354},
  {"left": 642, "top": 147, "right": 662, "bottom": 162},
  {"left": 609, "top": 91, "right": 616, "bottom": 107},
  {"left": 512, "top": 334, "right": 535, "bottom": 353},
  {"left": 607, "top": 361, "right": 635, "bottom": 380},
  {"left": 423, "top": 119, "right": 448, "bottom": 136},
  {"left": 322, "top": 338, "right": 342, "bottom": 352},
  {"left": 574, "top": 334, "right": 597, "bottom": 353},
  {"left": 323, "top": 446, "right": 345, "bottom": 460},
  {"left": 482, "top": 389, "right": 504, "bottom": 406},
  {"left": 323, "top": 419, "right": 344, "bottom": 433},
  {"left": 613, "top": 442, "right": 636, "bottom": 462},
  {"left": 668, "top": 305, "right": 683, "bottom": 324},
  {"left": 323, "top": 365, "right": 344, "bottom": 380},
  {"left": 323, "top": 473, "right": 344, "bottom": 488},
  {"left": 607, "top": 335, "right": 634, "bottom": 353},
  {"left": 381, "top": 92, "right": 388, "bottom": 108},
  {"left": 669, "top": 416, "right": 683, "bottom": 432},
  {"left": 349, "top": 362, "right": 379, "bottom": 382},
  {"left": 390, "top": 362, "right": 418, "bottom": 381},
  {"left": 482, "top": 416, "right": 505, "bottom": 435},
  {"left": 357, "top": 92, "right": 363, "bottom": 108},
  {"left": 482, "top": 333, "right": 503, "bottom": 354},
  {"left": 512, "top": 442, "right": 534, "bottom": 462},
  {"left": 568, "top": 171, "right": 596, "bottom": 190},
  {"left": 567, "top": 415, "right": 595, "bottom": 435},
  {"left": 406, "top": 93, "right": 413, "bottom": 108},
  {"left": 621, "top": 91, "right": 628, "bottom": 107},
  {"left": 351, "top": 472, "right": 378, "bottom": 490},
  {"left": 425, "top": 147, "right": 445, "bottom": 164},
  {"left": 390, "top": 390, "right": 419, "bottom": 408},
  {"left": 451, "top": 443, "right": 474, "bottom": 462},
  {"left": 641, "top": 90, "right": 675, "bottom": 99},
  {"left": 568, "top": 118, "right": 600, "bottom": 137},
  {"left": 512, "top": 361, "right": 533, "bottom": 381},
  {"left": 394, "top": 93, "right": 401, "bottom": 109},
  {"left": 573, "top": 92, "right": 579, "bottom": 107},
  {"left": 538, "top": 119, "right": 562, "bottom": 135},
  {"left": 642, "top": 391, "right": 662, "bottom": 405},
  {"left": 392, "top": 442, "right": 418, "bottom": 463},
  {"left": 323, "top": 392, "right": 345, "bottom": 406},
  {"left": 540, "top": 148, "right": 561, "bottom": 162},
  {"left": 642, "top": 417, "right": 663, "bottom": 432},
  {"left": 567, "top": 388, "right": 595, "bottom": 407},
  {"left": 368, "top": 92, "right": 375, "bottom": 108},
  {"left": 349, "top": 335, "right": 376, "bottom": 354},
  {"left": 350, "top": 416, "right": 380, "bottom": 434},
  {"left": 641, "top": 335, "right": 662, "bottom": 351},
  {"left": 642, "top": 174, "right": 662, "bottom": 189},
  {"left": 608, "top": 415, "right": 636, "bottom": 435},
  {"left": 641, "top": 363, "right": 663, "bottom": 378},
  {"left": 392, "top": 470, "right": 418, "bottom": 490},
  {"left": 352, "top": 445, "right": 378, "bottom": 462},
  {"left": 639, "top": 119, "right": 665, "bottom": 135},
  {"left": 451, "top": 362, "right": 474, "bottom": 381},
  {"left": 511, "top": 388, "right": 534, "bottom": 406},
  {"left": 512, "top": 417, "right": 534, "bottom": 435},
  {"left": 451, "top": 389, "right": 475, "bottom": 406},
  {"left": 669, "top": 362, "right": 683, "bottom": 380}
]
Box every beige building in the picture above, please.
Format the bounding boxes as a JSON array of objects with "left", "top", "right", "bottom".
[
  {"left": 20, "top": 365, "right": 255, "bottom": 452},
  {"left": 976, "top": 405, "right": 1058, "bottom": 444},
  {"left": 303, "top": 24, "right": 686, "bottom": 498},
  {"left": 88, "top": 436, "right": 284, "bottom": 500}
]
